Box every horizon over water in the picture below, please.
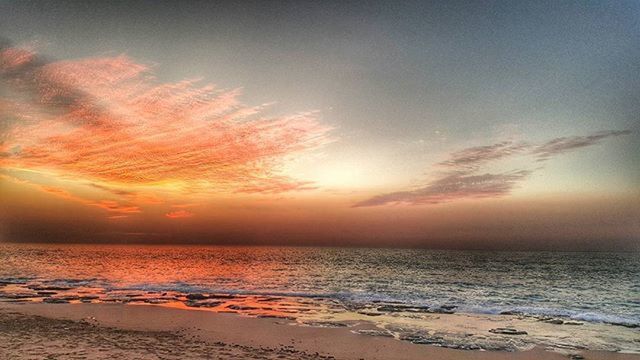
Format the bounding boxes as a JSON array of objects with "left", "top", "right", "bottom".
[
  {"left": 1, "top": 243, "right": 639, "bottom": 352},
  {"left": 5, "top": 240, "right": 638, "bottom": 252}
]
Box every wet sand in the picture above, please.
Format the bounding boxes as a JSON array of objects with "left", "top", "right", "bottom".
[{"left": 1, "top": 302, "right": 639, "bottom": 360}]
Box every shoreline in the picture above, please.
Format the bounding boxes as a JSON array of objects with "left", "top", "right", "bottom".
[
  {"left": 1, "top": 302, "right": 639, "bottom": 360},
  {"left": 1, "top": 278, "right": 638, "bottom": 354}
]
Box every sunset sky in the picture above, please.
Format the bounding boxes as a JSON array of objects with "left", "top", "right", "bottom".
[{"left": 1, "top": 1, "right": 638, "bottom": 250}]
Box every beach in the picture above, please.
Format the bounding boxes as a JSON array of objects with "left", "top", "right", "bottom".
[
  {"left": 1, "top": 1, "right": 638, "bottom": 358},
  {"left": 0, "top": 244, "right": 639, "bottom": 359},
  {"left": 1, "top": 302, "right": 638, "bottom": 360}
]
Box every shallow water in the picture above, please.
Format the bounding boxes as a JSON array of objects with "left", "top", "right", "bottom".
[{"left": 0, "top": 243, "right": 638, "bottom": 352}]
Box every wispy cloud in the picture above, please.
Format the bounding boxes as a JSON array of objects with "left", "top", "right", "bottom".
[
  {"left": 354, "top": 170, "right": 532, "bottom": 207},
  {"left": 0, "top": 44, "right": 331, "bottom": 192},
  {"left": 0, "top": 173, "right": 141, "bottom": 216},
  {"left": 355, "top": 130, "right": 630, "bottom": 207},
  {"left": 0, "top": 43, "right": 332, "bottom": 217},
  {"left": 438, "top": 141, "right": 530, "bottom": 171},
  {"left": 531, "top": 130, "right": 631, "bottom": 161}
]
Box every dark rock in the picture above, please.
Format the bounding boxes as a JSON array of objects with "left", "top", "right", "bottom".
[
  {"left": 227, "top": 305, "right": 258, "bottom": 311},
  {"left": 186, "top": 293, "right": 208, "bottom": 300},
  {"left": 377, "top": 304, "right": 431, "bottom": 313},
  {"left": 125, "top": 293, "right": 144, "bottom": 298},
  {"left": 401, "top": 335, "right": 445, "bottom": 345},
  {"left": 357, "top": 311, "right": 383, "bottom": 316},
  {"left": 28, "top": 285, "right": 73, "bottom": 291},
  {"left": 413, "top": 338, "right": 444, "bottom": 345},
  {"left": 544, "top": 319, "right": 564, "bottom": 325},
  {"left": 609, "top": 322, "right": 638, "bottom": 328},
  {"left": 431, "top": 308, "right": 455, "bottom": 314},
  {"left": 186, "top": 300, "right": 223, "bottom": 308},
  {"left": 43, "top": 297, "right": 69, "bottom": 304},
  {"left": 144, "top": 299, "right": 168, "bottom": 304},
  {"left": 207, "top": 294, "right": 237, "bottom": 299},
  {"left": 36, "top": 291, "right": 57, "bottom": 296},
  {"left": 303, "top": 321, "right": 348, "bottom": 328},
  {"left": 1, "top": 293, "right": 37, "bottom": 299},
  {"left": 499, "top": 310, "right": 519, "bottom": 315},
  {"left": 489, "top": 328, "right": 528, "bottom": 335},
  {"left": 355, "top": 329, "right": 394, "bottom": 338},
  {"left": 257, "top": 315, "right": 296, "bottom": 320}
]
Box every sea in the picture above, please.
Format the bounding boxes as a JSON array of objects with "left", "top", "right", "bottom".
[{"left": 1, "top": 243, "right": 638, "bottom": 352}]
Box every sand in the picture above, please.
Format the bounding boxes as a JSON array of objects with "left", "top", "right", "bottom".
[{"left": 0, "top": 302, "right": 638, "bottom": 360}]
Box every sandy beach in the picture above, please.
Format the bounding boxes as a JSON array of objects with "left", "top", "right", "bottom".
[{"left": 1, "top": 302, "right": 638, "bottom": 360}]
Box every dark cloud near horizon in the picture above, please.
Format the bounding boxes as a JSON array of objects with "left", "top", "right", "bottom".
[
  {"left": 354, "top": 170, "right": 532, "bottom": 207},
  {"left": 356, "top": 130, "right": 631, "bottom": 207},
  {"left": 531, "top": 130, "right": 632, "bottom": 161},
  {"left": 438, "top": 141, "right": 530, "bottom": 171}
]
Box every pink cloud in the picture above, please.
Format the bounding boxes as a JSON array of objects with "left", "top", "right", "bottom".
[{"left": 0, "top": 46, "right": 332, "bottom": 197}]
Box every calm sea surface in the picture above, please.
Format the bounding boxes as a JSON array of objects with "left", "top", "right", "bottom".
[{"left": 0, "top": 243, "right": 638, "bottom": 327}]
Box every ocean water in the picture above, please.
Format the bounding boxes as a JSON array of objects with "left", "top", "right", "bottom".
[{"left": 1, "top": 243, "right": 638, "bottom": 328}]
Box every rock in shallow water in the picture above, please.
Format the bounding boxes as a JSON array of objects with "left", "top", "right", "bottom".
[
  {"left": 28, "top": 285, "right": 73, "bottom": 291},
  {"left": 185, "top": 299, "right": 223, "bottom": 308},
  {"left": 401, "top": 335, "right": 444, "bottom": 345},
  {"left": 227, "top": 305, "right": 258, "bottom": 311},
  {"left": 488, "top": 328, "right": 528, "bottom": 335},
  {"left": 256, "top": 314, "right": 296, "bottom": 320},
  {"left": 43, "top": 297, "right": 69, "bottom": 304},
  {"left": 36, "top": 291, "right": 57, "bottom": 296},
  {"left": 376, "top": 304, "right": 430, "bottom": 313},
  {"left": 302, "top": 321, "right": 348, "bottom": 328},
  {"left": 186, "top": 293, "right": 208, "bottom": 300},
  {"left": 357, "top": 311, "right": 383, "bottom": 316},
  {"left": 354, "top": 329, "right": 394, "bottom": 338},
  {"left": 0, "top": 293, "right": 37, "bottom": 299},
  {"left": 609, "top": 322, "right": 638, "bottom": 328}
]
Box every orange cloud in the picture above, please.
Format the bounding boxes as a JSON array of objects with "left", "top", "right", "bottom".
[
  {"left": 165, "top": 210, "right": 193, "bottom": 219},
  {"left": 0, "top": 174, "right": 141, "bottom": 216},
  {"left": 0, "top": 45, "right": 331, "bottom": 197}
]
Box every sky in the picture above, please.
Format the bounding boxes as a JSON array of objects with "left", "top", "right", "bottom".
[{"left": 0, "top": 0, "right": 638, "bottom": 250}]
